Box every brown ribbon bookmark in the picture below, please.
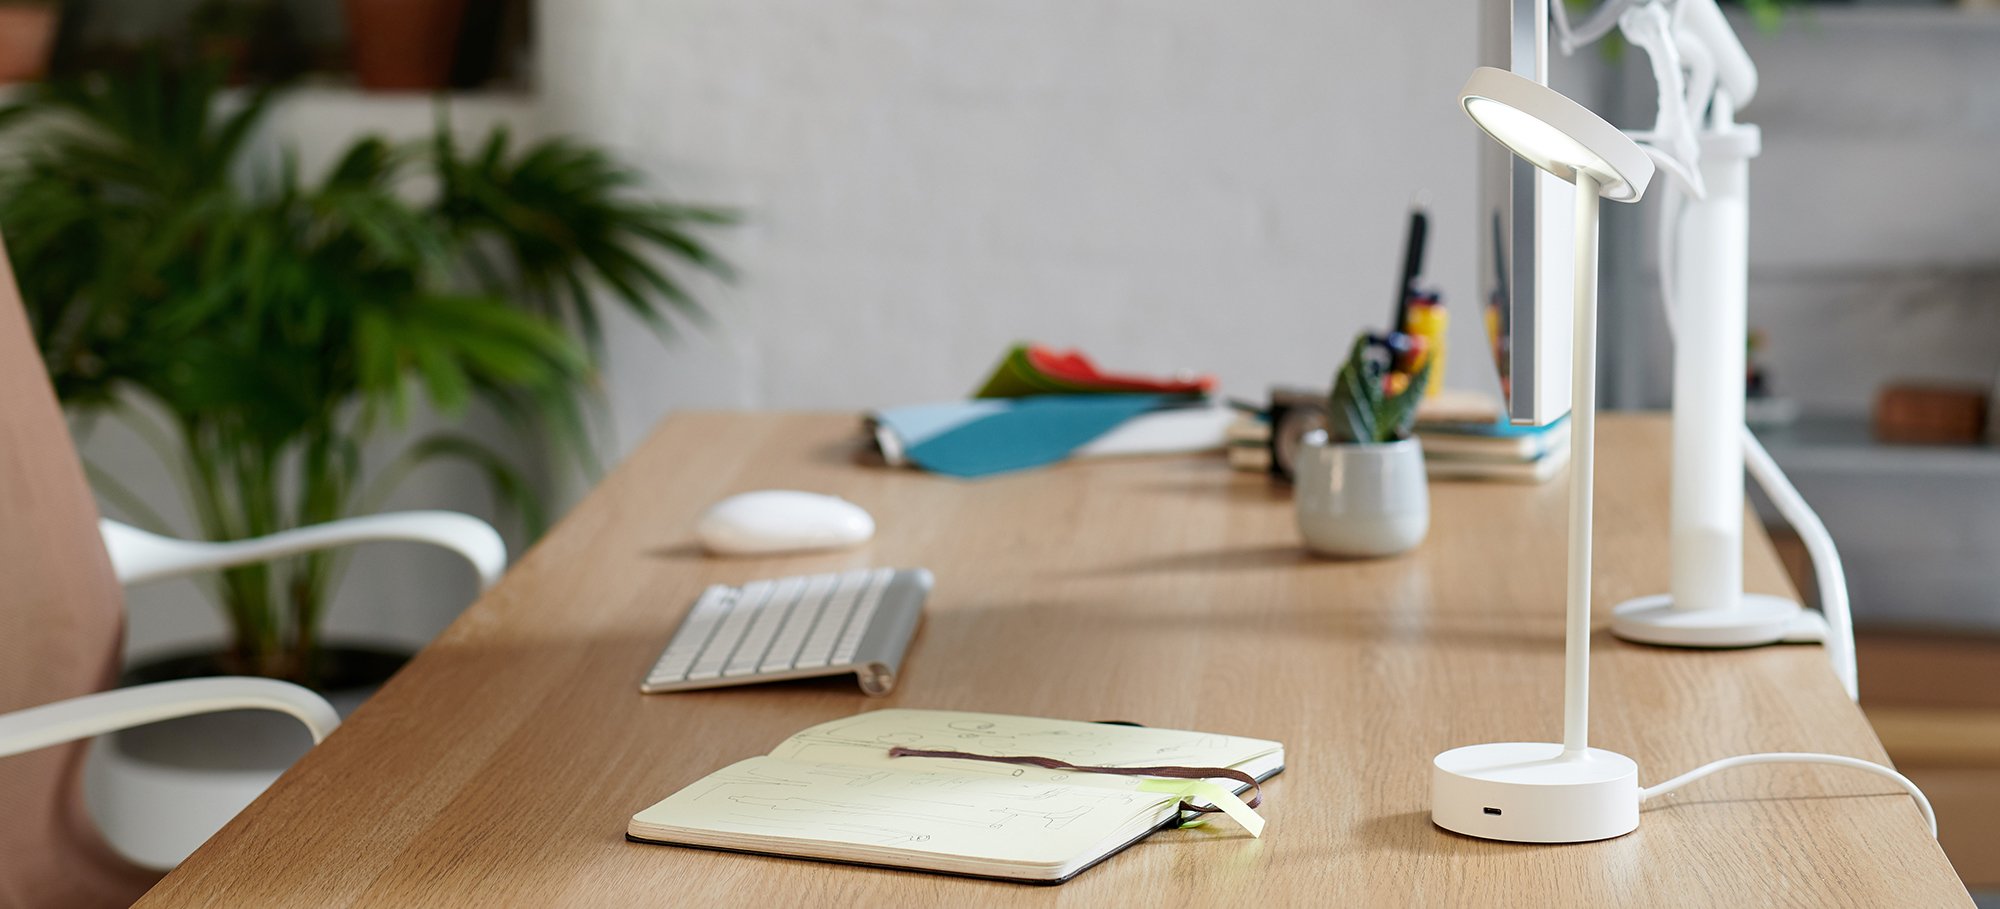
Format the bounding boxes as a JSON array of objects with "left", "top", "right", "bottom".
[{"left": 886, "top": 746, "right": 1263, "bottom": 816}]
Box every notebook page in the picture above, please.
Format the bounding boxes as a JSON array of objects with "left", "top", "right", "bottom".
[
  {"left": 631, "top": 755, "right": 1176, "bottom": 868},
  {"left": 766, "top": 709, "right": 1282, "bottom": 779}
]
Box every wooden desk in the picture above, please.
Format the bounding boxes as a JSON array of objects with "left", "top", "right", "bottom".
[{"left": 137, "top": 413, "right": 1969, "bottom": 907}]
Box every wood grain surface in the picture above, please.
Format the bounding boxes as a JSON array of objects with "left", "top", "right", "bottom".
[{"left": 136, "top": 412, "right": 1969, "bottom": 908}]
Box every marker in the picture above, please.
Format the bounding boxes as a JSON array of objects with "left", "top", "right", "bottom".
[{"left": 1393, "top": 206, "right": 1430, "bottom": 333}]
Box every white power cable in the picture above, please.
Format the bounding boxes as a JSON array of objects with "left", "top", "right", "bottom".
[
  {"left": 1624, "top": 4, "right": 1710, "bottom": 199},
  {"left": 1642, "top": 752, "right": 1936, "bottom": 837},
  {"left": 1743, "top": 426, "right": 1859, "bottom": 698},
  {"left": 1657, "top": 178, "right": 1683, "bottom": 337}
]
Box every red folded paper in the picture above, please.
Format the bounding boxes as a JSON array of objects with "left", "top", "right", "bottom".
[{"left": 1027, "top": 346, "right": 1215, "bottom": 395}]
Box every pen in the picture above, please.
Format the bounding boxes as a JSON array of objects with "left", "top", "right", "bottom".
[{"left": 1393, "top": 206, "right": 1430, "bottom": 334}]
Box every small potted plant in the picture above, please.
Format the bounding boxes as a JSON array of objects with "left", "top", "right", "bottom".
[{"left": 1295, "top": 333, "right": 1433, "bottom": 557}]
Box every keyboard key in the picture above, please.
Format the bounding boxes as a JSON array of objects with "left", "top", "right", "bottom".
[
  {"left": 832, "top": 569, "right": 894, "bottom": 665},
  {"left": 725, "top": 576, "right": 804, "bottom": 676},
  {"left": 649, "top": 585, "right": 732, "bottom": 682},
  {"left": 688, "top": 582, "right": 773, "bottom": 680},
  {"left": 794, "top": 570, "right": 873, "bottom": 669},
  {"left": 761, "top": 573, "right": 837, "bottom": 672}
]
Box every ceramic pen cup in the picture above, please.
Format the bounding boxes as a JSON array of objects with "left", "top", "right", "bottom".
[{"left": 1293, "top": 430, "right": 1429, "bottom": 558}]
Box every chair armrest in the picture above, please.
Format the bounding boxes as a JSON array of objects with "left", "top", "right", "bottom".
[
  {"left": 102, "top": 511, "right": 506, "bottom": 591},
  {"left": 0, "top": 678, "right": 340, "bottom": 760}
]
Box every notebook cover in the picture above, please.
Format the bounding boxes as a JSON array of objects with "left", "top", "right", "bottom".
[{"left": 624, "top": 764, "right": 1284, "bottom": 886}]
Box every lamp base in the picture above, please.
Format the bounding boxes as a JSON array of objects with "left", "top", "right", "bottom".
[
  {"left": 1609, "top": 593, "right": 1802, "bottom": 648},
  {"left": 1432, "top": 743, "right": 1639, "bottom": 843}
]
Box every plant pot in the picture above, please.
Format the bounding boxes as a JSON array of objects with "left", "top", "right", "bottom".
[
  {"left": 342, "top": 0, "right": 467, "bottom": 92},
  {"left": 1293, "top": 433, "right": 1429, "bottom": 558},
  {"left": 84, "top": 644, "right": 408, "bottom": 869},
  {"left": 0, "top": 4, "right": 58, "bottom": 84}
]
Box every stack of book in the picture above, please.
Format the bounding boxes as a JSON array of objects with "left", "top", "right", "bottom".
[
  {"left": 1225, "top": 415, "right": 1276, "bottom": 474},
  {"left": 1418, "top": 415, "right": 1569, "bottom": 483},
  {"left": 1222, "top": 390, "right": 1569, "bottom": 484}
]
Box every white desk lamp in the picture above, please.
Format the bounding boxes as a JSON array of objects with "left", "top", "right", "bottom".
[
  {"left": 1569, "top": 0, "right": 1851, "bottom": 695},
  {"left": 1431, "top": 47, "right": 1933, "bottom": 849},
  {"left": 1432, "top": 67, "right": 1655, "bottom": 844},
  {"left": 1429, "top": 13, "right": 1934, "bottom": 850}
]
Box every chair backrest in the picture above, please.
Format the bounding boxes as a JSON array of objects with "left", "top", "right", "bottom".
[{"left": 0, "top": 237, "right": 157, "bottom": 905}]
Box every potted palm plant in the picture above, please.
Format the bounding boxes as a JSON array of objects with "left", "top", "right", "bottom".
[
  {"left": 1295, "top": 333, "right": 1433, "bottom": 558},
  {"left": 1, "top": 59, "right": 732, "bottom": 685},
  {"left": 0, "top": 59, "right": 732, "bottom": 864}
]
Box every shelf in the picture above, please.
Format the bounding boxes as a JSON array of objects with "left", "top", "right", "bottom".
[
  {"left": 269, "top": 85, "right": 540, "bottom": 125},
  {"left": 1754, "top": 414, "right": 2000, "bottom": 477},
  {"left": 0, "top": 82, "right": 542, "bottom": 153}
]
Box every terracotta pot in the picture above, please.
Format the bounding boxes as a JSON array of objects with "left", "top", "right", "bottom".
[
  {"left": 342, "top": 0, "right": 468, "bottom": 92},
  {"left": 0, "top": 4, "right": 58, "bottom": 85}
]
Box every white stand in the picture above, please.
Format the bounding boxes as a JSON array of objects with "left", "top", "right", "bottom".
[
  {"left": 1433, "top": 172, "right": 1639, "bottom": 844},
  {"left": 1433, "top": 743, "right": 1637, "bottom": 843},
  {"left": 1609, "top": 113, "right": 1806, "bottom": 649}
]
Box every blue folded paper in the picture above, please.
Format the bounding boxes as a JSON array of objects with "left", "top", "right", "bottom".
[{"left": 872, "top": 395, "right": 1180, "bottom": 479}]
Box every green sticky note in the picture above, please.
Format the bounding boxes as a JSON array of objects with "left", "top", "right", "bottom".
[{"left": 1138, "top": 778, "right": 1266, "bottom": 838}]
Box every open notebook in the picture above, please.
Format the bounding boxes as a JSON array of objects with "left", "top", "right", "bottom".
[{"left": 627, "top": 709, "right": 1285, "bottom": 884}]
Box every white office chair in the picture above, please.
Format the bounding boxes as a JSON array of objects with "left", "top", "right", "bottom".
[
  {"left": 2, "top": 514, "right": 504, "bottom": 884},
  {"left": 88, "top": 514, "right": 505, "bottom": 869},
  {"left": 0, "top": 236, "right": 507, "bottom": 906}
]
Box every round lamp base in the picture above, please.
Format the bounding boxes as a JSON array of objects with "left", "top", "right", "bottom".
[
  {"left": 1610, "top": 593, "right": 1801, "bottom": 648},
  {"left": 1432, "top": 743, "right": 1639, "bottom": 843}
]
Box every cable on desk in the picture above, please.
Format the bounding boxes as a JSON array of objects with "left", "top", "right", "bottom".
[{"left": 1642, "top": 752, "right": 1936, "bottom": 837}]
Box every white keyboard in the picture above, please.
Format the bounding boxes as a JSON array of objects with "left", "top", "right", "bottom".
[{"left": 641, "top": 568, "right": 931, "bottom": 696}]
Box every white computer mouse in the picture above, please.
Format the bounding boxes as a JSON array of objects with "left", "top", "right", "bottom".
[{"left": 695, "top": 490, "right": 875, "bottom": 556}]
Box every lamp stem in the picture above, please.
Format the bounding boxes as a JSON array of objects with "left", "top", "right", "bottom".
[
  {"left": 1563, "top": 171, "right": 1601, "bottom": 758},
  {"left": 1668, "top": 135, "right": 1750, "bottom": 614}
]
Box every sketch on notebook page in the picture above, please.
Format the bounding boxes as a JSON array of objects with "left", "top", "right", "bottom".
[{"left": 684, "top": 756, "right": 1164, "bottom": 849}]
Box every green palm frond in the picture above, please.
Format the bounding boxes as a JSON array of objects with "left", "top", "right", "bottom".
[
  {"left": 427, "top": 123, "right": 738, "bottom": 351},
  {"left": 1328, "top": 336, "right": 1432, "bottom": 445}
]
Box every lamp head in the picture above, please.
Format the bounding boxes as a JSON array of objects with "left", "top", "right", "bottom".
[{"left": 1459, "top": 67, "right": 1653, "bottom": 203}]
